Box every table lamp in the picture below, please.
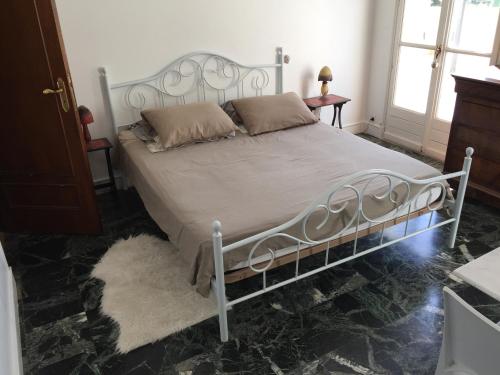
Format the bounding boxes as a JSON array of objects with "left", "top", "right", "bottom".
[
  {"left": 78, "top": 105, "right": 93, "bottom": 143},
  {"left": 318, "top": 66, "right": 332, "bottom": 96}
]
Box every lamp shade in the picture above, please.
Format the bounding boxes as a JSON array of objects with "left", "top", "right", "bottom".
[
  {"left": 78, "top": 105, "right": 94, "bottom": 125},
  {"left": 318, "top": 66, "right": 332, "bottom": 82},
  {"left": 77, "top": 105, "right": 93, "bottom": 142}
]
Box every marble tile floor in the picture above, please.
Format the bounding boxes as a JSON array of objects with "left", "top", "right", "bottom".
[{"left": 3, "top": 132, "right": 500, "bottom": 374}]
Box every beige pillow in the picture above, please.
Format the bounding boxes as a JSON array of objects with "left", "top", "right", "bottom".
[
  {"left": 232, "top": 92, "right": 319, "bottom": 135},
  {"left": 141, "top": 102, "right": 239, "bottom": 149}
]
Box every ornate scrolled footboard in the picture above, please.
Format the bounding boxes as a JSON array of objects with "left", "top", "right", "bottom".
[{"left": 211, "top": 147, "right": 474, "bottom": 342}]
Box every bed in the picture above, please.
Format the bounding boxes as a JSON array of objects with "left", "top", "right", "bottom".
[{"left": 100, "top": 48, "right": 473, "bottom": 342}]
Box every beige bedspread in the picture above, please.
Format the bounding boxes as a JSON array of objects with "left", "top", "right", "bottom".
[{"left": 119, "top": 122, "right": 442, "bottom": 296}]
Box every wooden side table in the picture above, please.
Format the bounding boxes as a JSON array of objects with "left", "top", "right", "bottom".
[
  {"left": 303, "top": 94, "right": 351, "bottom": 129},
  {"left": 86, "top": 138, "right": 116, "bottom": 192}
]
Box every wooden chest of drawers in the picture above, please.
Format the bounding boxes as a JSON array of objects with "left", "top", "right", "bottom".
[{"left": 444, "top": 75, "right": 500, "bottom": 208}]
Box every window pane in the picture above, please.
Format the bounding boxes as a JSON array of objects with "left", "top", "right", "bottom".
[
  {"left": 436, "top": 53, "right": 500, "bottom": 121},
  {"left": 394, "top": 47, "right": 434, "bottom": 113},
  {"left": 401, "top": 0, "right": 442, "bottom": 45},
  {"left": 448, "top": 0, "right": 500, "bottom": 54}
]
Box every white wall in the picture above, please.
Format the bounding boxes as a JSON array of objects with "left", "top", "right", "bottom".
[
  {"left": 55, "top": 0, "right": 374, "bottom": 181},
  {"left": 365, "top": 0, "right": 397, "bottom": 137}
]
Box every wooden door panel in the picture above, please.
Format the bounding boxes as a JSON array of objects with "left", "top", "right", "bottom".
[
  {"left": 0, "top": 0, "right": 101, "bottom": 234},
  {"left": 1, "top": 2, "right": 73, "bottom": 176},
  {"left": 2, "top": 184, "right": 80, "bottom": 209}
]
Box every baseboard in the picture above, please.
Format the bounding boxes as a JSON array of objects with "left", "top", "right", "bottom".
[
  {"left": 342, "top": 122, "right": 368, "bottom": 134},
  {"left": 422, "top": 146, "right": 445, "bottom": 162},
  {"left": 366, "top": 121, "right": 384, "bottom": 138},
  {"left": 383, "top": 131, "right": 422, "bottom": 152},
  {"left": 93, "top": 173, "right": 124, "bottom": 193}
]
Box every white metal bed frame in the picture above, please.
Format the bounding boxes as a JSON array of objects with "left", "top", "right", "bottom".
[
  {"left": 99, "top": 48, "right": 473, "bottom": 343},
  {"left": 212, "top": 155, "right": 472, "bottom": 342},
  {"left": 100, "top": 47, "right": 286, "bottom": 132}
]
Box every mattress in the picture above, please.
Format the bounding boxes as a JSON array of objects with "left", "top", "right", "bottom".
[{"left": 118, "top": 122, "right": 444, "bottom": 296}]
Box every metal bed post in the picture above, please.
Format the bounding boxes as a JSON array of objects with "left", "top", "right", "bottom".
[
  {"left": 98, "top": 67, "right": 117, "bottom": 131},
  {"left": 448, "top": 147, "right": 474, "bottom": 248},
  {"left": 276, "top": 47, "right": 284, "bottom": 94},
  {"left": 212, "top": 220, "right": 229, "bottom": 342}
]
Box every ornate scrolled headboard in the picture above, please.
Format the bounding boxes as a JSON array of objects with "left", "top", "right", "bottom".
[{"left": 99, "top": 47, "right": 287, "bottom": 132}]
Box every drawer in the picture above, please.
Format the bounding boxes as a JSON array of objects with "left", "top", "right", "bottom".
[
  {"left": 454, "top": 98, "right": 500, "bottom": 134},
  {"left": 450, "top": 125, "right": 500, "bottom": 164},
  {"left": 445, "top": 147, "right": 500, "bottom": 192}
]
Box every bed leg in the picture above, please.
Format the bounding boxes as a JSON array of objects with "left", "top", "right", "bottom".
[
  {"left": 448, "top": 147, "right": 473, "bottom": 249},
  {"left": 212, "top": 220, "right": 229, "bottom": 342}
]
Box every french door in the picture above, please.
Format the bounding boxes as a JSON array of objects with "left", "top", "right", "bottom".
[{"left": 386, "top": 0, "right": 500, "bottom": 160}]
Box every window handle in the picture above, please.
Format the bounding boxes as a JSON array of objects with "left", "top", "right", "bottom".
[{"left": 432, "top": 45, "right": 442, "bottom": 69}]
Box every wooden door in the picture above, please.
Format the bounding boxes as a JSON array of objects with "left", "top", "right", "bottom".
[{"left": 0, "top": 0, "right": 101, "bottom": 234}]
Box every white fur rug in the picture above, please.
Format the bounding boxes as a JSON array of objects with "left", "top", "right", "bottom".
[{"left": 92, "top": 234, "right": 217, "bottom": 353}]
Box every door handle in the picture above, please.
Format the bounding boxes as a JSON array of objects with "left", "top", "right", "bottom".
[
  {"left": 42, "top": 88, "right": 63, "bottom": 94},
  {"left": 431, "top": 45, "right": 442, "bottom": 69},
  {"left": 42, "top": 78, "right": 70, "bottom": 112}
]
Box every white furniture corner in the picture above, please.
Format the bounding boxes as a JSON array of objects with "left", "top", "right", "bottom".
[
  {"left": 0, "top": 241, "right": 23, "bottom": 375},
  {"left": 452, "top": 247, "right": 500, "bottom": 302},
  {"left": 435, "top": 286, "right": 500, "bottom": 375}
]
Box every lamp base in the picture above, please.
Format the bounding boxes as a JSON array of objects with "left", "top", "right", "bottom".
[
  {"left": 321, "top": 81, "right": 329, "bottom": 96},
  {"left": 82, "top": 123, "right": 92, "bottom": 143}
]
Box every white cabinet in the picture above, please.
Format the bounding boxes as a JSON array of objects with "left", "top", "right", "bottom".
[{"left": 0, "top": 242, "right": 22, "bottom": 375}]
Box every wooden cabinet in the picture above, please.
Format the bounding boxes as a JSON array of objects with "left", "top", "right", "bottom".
[{"left": 444, "top": 75, "right": 500, "bottom": 208}]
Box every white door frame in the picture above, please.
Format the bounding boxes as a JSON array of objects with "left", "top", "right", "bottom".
[
  {"left": 385, "top": 0, "right": 452, "bottom": 154},
  {"left": 423, "top": 2, "right": 497, "bottom": 160},
  {"left": 386, "top": 0, "right": 499, "bottom": 161},
  {"left": 421, "top": 0, "right": 454, "bottom": 160}
]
